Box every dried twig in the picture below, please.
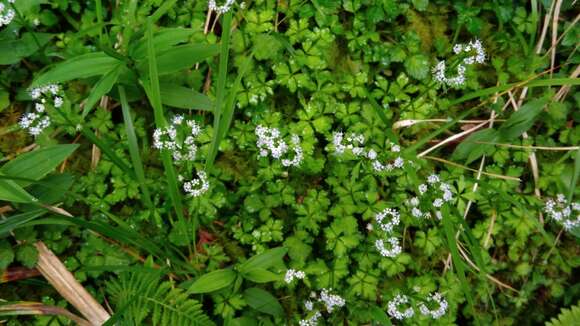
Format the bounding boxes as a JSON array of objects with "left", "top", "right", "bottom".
[{"left": 35, "top": 241, "right": 111, "bottom": 325}]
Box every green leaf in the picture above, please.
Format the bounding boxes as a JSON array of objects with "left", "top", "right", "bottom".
[
  {"left": 16, "top": 244, "right": 38, "bottom": 268},
  {"left": 0, "top": 33, "right": 52, "bottom": 65},
  {"left": 0, "top": 240, "right": 15, "bottom": 269},
  {"left": 139, "top": 44, "right": 220, "bottom": 76},
  {"left": 498, "top": 98, "right": 548, "bottom": 140},
  {"left": 81, "top": 63, "right": 124, "bottom": 118},
  {"left": 0, "top": 179, "right": 37, "bottom": 203},
  {"left": 369, "top": 305, "right": 392, "bottom": 325},
  {"left": 0, "top": 209, "right": 45, "bottom": 236},
  {"left": 241, "top": 268, "right": 281, "bottom": 283},
  {"left": 0, "top": 144, "right": 79, "bottom": 187},
  {"left": 239, "top": 247, "right": 287, "bottom": 273},
  {"left": 131, "top": 28, "right": 197, "bottom": 59},
  {"left": 243, "top": 287, "right": 284, "bottom": 317},
  {"left": 159, "top": 83, "right": 213, "bottom": 111},
  {"left": 452, "top": 129, "right": 499, "bottom": 164},
  {"left": 188, "top": 269, "right": 237, "bottom": 294},
  {"left": 404, "top": 54, "right": 430, "bottom": 80},
  {"left": 32, "top": 52, "right": 121, "bottom": 87}
]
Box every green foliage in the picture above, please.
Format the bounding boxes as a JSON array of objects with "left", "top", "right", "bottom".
[
  {"left": 1, "top": 0, "right": 579, "bottom": 325},
  {"left": 545, "top": 301, "right": 580, "bottom": 326},
  {"left": 106, "top": 271, "right": 215, "bottom": 326}
]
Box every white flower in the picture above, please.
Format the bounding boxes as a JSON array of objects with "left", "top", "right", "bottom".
[
  {"left": 0, "top": 1, "right": 15, "bottom": 27},
  {"left": 387, "top": 294, "right": 415, "bottom": 320},
  {"left": 409, "top": 197, "right": 420, "bottom": 207},
  {"left": 433, "top": 198, "right": 444, "bottom": 208},
  {"left": 299, "top": 311, "right": 321, "bottom": 326},
  {"left": 304, "top": 300, "right": 314, "bottom": 311},
  {"left": 333, "top": 132, "right": 366, "bottom": 157},
  {"left": 418, "top": 184, "right": 428, "bottom": 195},
  {"left": 545, "top": 194, "right": 580, "bottom": 231},
  {"left": 284, "top": 269, "right": 306, "bottom": 284},
  {"left": 256, "top": 125, "right": 303, "bottom": 167},
  {"left": 208, "top": 0, "right": 236, "bottom": 14},
  {"left": 53, "top": 97, "right": 63, "bottom": 108},
  {"left": 427, "top": 174, "right": 440, "bottom": 184},
  {"left": 154, "top": 117, "right": 202, "bottom": 164},
  {"left": 319, "top": 289, "right": 345, "bottom": 313},
  {"left": 183, "top": 170, "right": 210, "bottom": 197},
  {"left": 375, "top": 208, "right": 400, "bottom": 233},
  {"left": 419, "top": 292, "right": 448, "bottom": 319},
  {"left": 412, "top": 207, "right": 423, "bottom": 218},
  {"left": 375, "top": 237, "right": 401, "bottom": 258}
]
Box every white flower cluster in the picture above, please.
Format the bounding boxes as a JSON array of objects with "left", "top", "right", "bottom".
[
  {"left": 182, "top": 170, "right": 210, "bottom": 198},
  {"left": 0, "top": 0, "right": 16, "bottom": 27},
  {"left": 284, "top": 269, "right": 305, "bottom": 284},
  {"left": 545, "top": 194, "right": 580, "bottom": 231},
  {"left": 255, "top": 125, "right": 303, "bottom": 167},
  {"left": 333, "top": 131, "right": 406, "bottom": 173},
  {"left": 433, "top": 39, "right": 485, "bottom": 87},
  {"left": 388, "top": 292, "right": 448, "bottom": 320},
  {"left": 410, "top": 174, "right": 453, "bottom": 220},
  {"left": 153, "top": 115, "right": 201, "bottom": 163},
  {"left": 154, "top": 115, "right": 209, "bottom": 197},
  {"left": 373, "top": 208, "right": 402, "bottom": 258},
  {"left": 387, "top": 294, "right": 415, "bottom": 320},
  {"left": 299, "top": 311, "right": 321, "bottom": 326},
  {"left": 319, "top": 288, "right": 346, "bottom": 313},
  {"left": 418, "top": 292, "right": 448, "bottom": 319},
  {"left": 299, "top": 289, "right": 345, "bottom": 325},
  {"left": 208, "top": 0, "right": 235, "bottom": 14},
  {"left": 19, "top": 84, "right": 63, "bottom": 136}
]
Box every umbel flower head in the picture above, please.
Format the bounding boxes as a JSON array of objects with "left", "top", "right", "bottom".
[
  {"left": 181, "top": 170, "right": 210, "bottom": 198},
  {"left": 19, "top": 84, "right": 64, "bottom": 136},
  {"left": 387, "top": 294, "right": 415, "bottom": 320},
  {"left": 545, "top": 194, "right": 580, "bottom": 231},
  {"left": 298, "top": 289, "right": 345, "bottom": 325},
  {"left": 332, "top": 131, "right": 407, "bottom": 173},
  {"left": 433, "top": 39, "right": 486, "bottom": 88},
  {"left": 418, "top": 292, "right": 448, "bottom": 319},
  {"left": 373, "top": 207, "right": 402, "bottom": 258},
  {"left": 208, "top": 0, "right": 236, "bottom": 14},
  {"left": 153, "top": 115, "right": 202, "bottom": 164},
  {"left": 0, "top": 0, "right": 16, "bottom": 27},
  {"left": 255, "top": 125, "right": 304, "bottom": 167},
  {"left": 409, "top": 174, "right": 454, "bottom": 220}
]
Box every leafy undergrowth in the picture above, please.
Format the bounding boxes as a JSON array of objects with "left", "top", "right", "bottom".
[{"left": 0, "top": 0, "right": 579, "bottom": 325}]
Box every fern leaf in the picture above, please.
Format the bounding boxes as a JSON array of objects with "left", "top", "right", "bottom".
[
  {"left": 106, "top": 271, "right": 215, "bottom": 326},
  {"left": 545, "top": 301, "right": 580, "bottom": 326}
]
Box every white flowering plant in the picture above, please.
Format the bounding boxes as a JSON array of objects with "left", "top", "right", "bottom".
[{"left": 1, "top": 1, "right": 579, "bottom": 326}]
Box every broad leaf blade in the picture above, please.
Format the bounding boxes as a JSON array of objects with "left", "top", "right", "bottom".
[
  {"left": 81, "top": 63, "right": 124, "bottom": 118},
  {"left": 0, "top": 145, "right": 79, "bottom": 187},
  {"left": 0, "top": 179, "right": 37, "bottom": 203},
  {"left": 138, "top": 44, "right": 220, "bottom": 76},
  {"left": 499, "top": 98, "right": 548, "bottom": 140},
  {"left": 243, "top": 287, "right": 284, "bottom": 317},
  {"left": 188, "top": 269, "right": 237, "bottom": 294},
  {"left": 159, "top": 83, "right": 212, "bottom": 111},
  {"left": 32, "top": 52, "right": 121, "bottom": 87},
  {"left": 239, "top": 247, "right": 287, "bottom": 273}
]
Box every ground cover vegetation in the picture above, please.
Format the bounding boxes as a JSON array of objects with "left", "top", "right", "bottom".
[{"left": 0, "top": 0, "right": 579, "bottom": 325}]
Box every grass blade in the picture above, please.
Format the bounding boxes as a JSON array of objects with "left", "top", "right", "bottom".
[
  {"left": 145, "top": 18, "right": 188, "bottom": 245},
  {"left": 206, "top": 12, "right": 233, "bottom": 170},
  {"left": 119, "top": 85, "right": 153, "bottom": 209}
]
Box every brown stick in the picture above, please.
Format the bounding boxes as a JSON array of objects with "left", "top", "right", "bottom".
[{"left": 34, "top": 241, "right": 110, "bottom": 325}]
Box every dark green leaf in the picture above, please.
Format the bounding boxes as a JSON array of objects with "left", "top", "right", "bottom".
[
  {"left": 159, "top": 83, "right": 213, "bottom": 111},
  {"left": 188, "top": 269, "right": 237, "bottom": 294},
  {"left": 499, "top": 98, "right": 548, "bottom": 140},
  {"left": 243, "top": 287, "right": 284, "bottom": 317},
  {"left": 33, "top": 52, "right": 121, "bottom": 87}
]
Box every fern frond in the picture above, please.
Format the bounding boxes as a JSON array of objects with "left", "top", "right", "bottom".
[
  {"left": 545, "top": 301, "right": 580, "bottom": 326},
  {"left": 106, "top": 271, "right": 215, "bottom": 326}
]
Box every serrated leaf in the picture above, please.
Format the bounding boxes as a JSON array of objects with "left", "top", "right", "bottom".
[
  {"left": 188, "top": 269, "right": 237, "bottom": 294},
  {"left": 404, "top": 54, "right": 429, "bottom": 79},
  {"left": 243, "top": 287, "right": 284, "bottom": 317}
]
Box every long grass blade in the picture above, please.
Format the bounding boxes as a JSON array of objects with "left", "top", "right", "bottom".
[
  {"left": 145, "top": 18, "right": 188, "bottom": 247},
  {"left": 206, "top": 12, "right": 233, "bottom": 170},
  {"left": 119, "top": 85, "right": 153, "bottom": 209}
]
